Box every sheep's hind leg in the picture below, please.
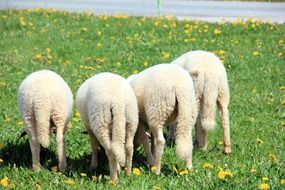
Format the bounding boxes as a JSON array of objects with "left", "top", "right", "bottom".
[
  {"left": 87, "top": 128, "right": 99, "bottom": 171},
  {"left": 194, "top": 114, "right": 208, "bottom": 150},
  {"left": 25, "top": 117, "right": 41, "bottom": 171},
  {"left": 55, "top": 120, "right": 67, "bottom": 172}
]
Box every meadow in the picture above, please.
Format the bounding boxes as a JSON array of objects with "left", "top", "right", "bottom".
[{"left": 0, "top": 8, "right": 285, "bottom": 189}]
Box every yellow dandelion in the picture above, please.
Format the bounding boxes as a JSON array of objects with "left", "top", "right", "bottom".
[
  {"left": 72, "top": 117, "right": 79, "bottom": 123},
  {"left": 81, "top": 27, "right": 88, "bottom": 32},
  {"left": 249, "top": 168, "right": 256, "bottom": 173},
  {"left": 0, "top": 158, "right": 3, "bottom": 163},
  {"left": 34, "top": 54, "right": 43, "bottom": 61},
  {"left": 154, "top": 186, "right": 161, "bottom": 190},
  {"left": 213, "top": 29, "right": 222, "bottom": 35},
  {"left": 51, "top": 166, "right": 58, "bottom": 172},
  {"left": 280, "top": 179, "right": 285, "bottom": 185},
  {"left": 256, "top": 138, "right": 263, "bottom": 144},
  {"left": 116, "top": 62, "right": 121, "bottom": 67},
  {"left": 133, "top": 168, "right": 141, "bottom": 176},
  {"left": 108, "top": 180, "right": 116, "bottom": 186},
  {"left": 35, "top": 183, "right": 41, "bottom": 189},
  {"left": 218, "top": 141, "right": 224, "bottom": 145},
  {"left": 279, "top": 86, "right": 285, "bottom": 90},
  {"left": 92, "top": 176, "right": 97, "bottom": 181},
  {"left": 259, "top": 183, "right": 269, "bottom": 190},
  {"left": 252, "top": 51, "right": 261, "bottom": 56},
  {"left": 278, "top": 52, "right": 283, "bottom": 57},
  {"left": 179, "top": 169, "right": 189, "bottom": 176},
  {"left": 97, "top": 43, "right": 102, "bottom": 48},
  {"left": 203, "top": 163, "right": 213, "bottom": 169},
  {"left": 17, "top": 121, "right": 23, "bottom": 126},
  {"left": 97, "top": 31, "right": 102, "bottom": 36},
  {"left": 143, "top": 61, "right": 149, "bottom": 67},
  {"left": 1, "top": 176, "right": 9, "bottom": 187},
  {"left": 162, "top": 51, "right": 170, "bottom": 60},
  {"left": 151, "top": 166, "right": 157, "bottom": 172},
  {"left": 80, "top": 173, "right": 87, "bottom": 177},
  {"left": 64, "top": 179, "right": 75, "bottom": 186},
  {"left": 252, "top": 88, "right": 257, "bottom": 93},
  {"left": 217, "top": 170, "right": 233, "bottom": 180},
  {"left": 46, "top": 48, "right": 51, "bottom": 53},
  {"left": 262, "top": 177, "right": 269, "bottom": 181},
  {"left": 268, "top": 154, "right": 277, "bottom": 161},
  {"left": 218, "top": 50, "right": 225, "bottom": 55}
]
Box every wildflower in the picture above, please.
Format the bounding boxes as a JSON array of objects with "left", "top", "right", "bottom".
[
  {"left": 34, "top": 54, "right": 43, "bottom": 61},
  {"left": 279, "top": 86, "right": 285, "bottom": 90},
  {"left": 262, "top": 177, "right": 269, "bottom": 181},
  {"left": 256, "top": 138, "right": 263, "bottom": 144},
  {"left": 116, "top": 62, "right": 121, "bottom": 67},
  {"left": 203, "top": 163, "right": 213, "bottom": 169},
  {"left": 259, "top": 183, "right": 269, "bottom": 190},
  {"left": 51, "top": 166, "right": 58, "bottom": 172},
  {"left": 173, "top": 166, "right": 178, "bottom": 174},
  {"left": 218, "top": 50, "right": 225, "bottom": 55},
  {"left": 162, "top": 51, "right": 170, "bottom": 60},
  {"left": 80, "top": 173, "right": 87, "bottom": 177},
  {"left": 81, "top": 27, "right": 88, "bottom": 32},
  {"left": 17, "top": 121, "right": 23, "bottom": 126},
  {"left": 143, "top": 61, "right": 149, "bottom": 67},
  {"left": 0, "top": 158, "right": 3, "bottom": 163},
  {"left": 218, "top": 141, "right": 224, "bottom": 145},
  {"left": 151, "top": 166, "right": 157, "bottom": 172},
  {"left": 19, "top": 16, "right": 26, "bottom": 26},
  {"left": 97, "top": 31, "right": 102, "bottom": 36},
  {"left": 1, "top": 176, "right": 9, "bottom": 187},
  {"left": 280, "top": 179, "right": 285, "bottom": 185},
  {"left": 252, "top": 88, "right": 257, "bottom": 93},
  {"left": 46, "top": 48, "right": 51, "bottom": 53},
  {"left": 108, "top": 180, "right": 116, "bottom": 186},
  {"left": 64, "top": 179, "right": 75, "bottom": 186},
  {"left": 249, "top": 168, "right": 256, "bottom": 173},
  {"left": 179, "top": 169, "right": 188, "bottom": 176},
  {"left": 133, "top": 168, "right": 141, "bottom": 176},
  {"left": 213, "top": 29, "right": 222, "bottom": 35},
  {"left": 97, "top": 43, "right": 102, "bottom": 48},
  {"left": 217, "top": 170, "right": 233, "bottom": 180},
  {"left": 278, "top": 52, "right": 283, "bottom": 57},
  {"left": 268, "top": 154, "right": 277, "bottom": 161},
  {"left": 72, "top": 117, "right": 79, "bottom": 122},
  {"left": 92, "top": 176, "right": 97, "bottom": 181},
  {"left": 252, "top": 51, "right": 261, "bottom": 56},
  {"left": 35, "top": 183, "right": 41, "bottom": 189},
  {"left": 154, "top": 186, "right": 161, "bottom": 190}
]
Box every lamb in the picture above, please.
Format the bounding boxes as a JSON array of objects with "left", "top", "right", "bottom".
[
  {"left": 170, "top": 50, "right": 231, "bottom": 154},
  {"left": 128, "top": 64, "right": 197, "bottom": 175},
  {"left": 18, "top": 70, "right": 73, "bottom": 172},
  {"left": 76, "top": 72, "right": 138, "bottom": 181}
]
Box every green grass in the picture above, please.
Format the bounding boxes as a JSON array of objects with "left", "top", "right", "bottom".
[{"left": 0, "top": 8, "right": 285, "bottom": 189}]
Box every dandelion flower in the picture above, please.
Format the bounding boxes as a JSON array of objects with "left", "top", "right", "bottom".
[
  {"left": 278, "top": 52, "right": 283, "bottom": 57},
  {"left": 108, "top": 180, "right": 116, "bottom": 186},
  {"left": 259, "top": 183, "right": 269, "bottom": 190},
  {"left": 34, "top": 54, "right": 43, "bottom": 61},
  {"left": 249, "top": 168, "right": 256, "bottom": 173},
  {"left": 133, "top": 168, "right": 141, "bottom": 176},
  {"left": 154, "top": 186, "right": 161, "bottom": 190},
  {"left": 80, "top": 173, "right": 87, "bottom": 177},
  {"left": 218, "top": 50, "right": 225, "bottom": 55},
  {"left": 203, "top": 163, "right": 213, "bottom": 169},
  {"left": 268, "top": 154, "right": 277, "bottom": 161},
  {"left": 280, "top": 179, "right": 285, "bottom": 185},
  {"left": 256, "top": 138, "right": 263, "bottom": 144},
  {"left": 64, "top": 179, "right": 75, "bottom": 186},
  {"left": 213, "top": 29, "right": 222, "bottom": 35},
  {"left": 252, "top": 51, "right": 261, "bottom": 56},
  {"left": 179, "top": 169, "right": 188, "bottom": 176},
  {"left": 92, "top": 176, "right": 97, "bottom": 181},
  {"left": 1, "top": 176, "right": 9, "bottom": 187},
  {"left": 46, "top": 48, "right": 51, "bottom": 53},
  {"left": 218, "top": 141, "right": 224, "bottom": 145},
  {"left": 0, "top": 159, "right": 3, "bottom": 163},
  {"left": 97, "top": 43, "right": 102, "bottom": 48},
  {"left": 162, "top": 51, "right": 170, "bottom": 60},
  {"left": 151, "top": 166, "right": 157, "bottom": 172},
  {"left": 262, "top": 177, "right": 269, "bottom": 181},
  {"left": 81, "top": 27, "right": 88, "bottom": 32},
  {"left": 217, "top": 170, "right": 233, "bottom": 180},
  {"left": 143, "top": 61, "right": 148, "bottom": 67},
  {"left": 51, "top": 166, "right": 58, "bottom": 172}
]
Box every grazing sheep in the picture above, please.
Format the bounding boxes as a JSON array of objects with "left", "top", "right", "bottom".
[
  {"left": 18, "top": 70, "right": 73, "bottom": 172},
  {"left": 76, "top": 72, "right": 138, "bottom": 181},
  {"left": 171, "top": 50, "right": 231, "bottom": 154},
  {"left": 128, "top": 64, "right": 197, "bottom": 175}
]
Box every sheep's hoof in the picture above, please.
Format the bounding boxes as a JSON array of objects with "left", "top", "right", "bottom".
[
  {"left": 185, "top": 160, "right": 192, "bottom": 170},
  {"left": 224, "top": 145, "right": 232, "bottom": 155},
  {"left": 147, "top": 155, "right": 155, "bottom": 166},
  {"left": 33, "top": 164, "right": 41, "bottom": 172},
  {"left": 125, "top": 168, "right": 131, "bottom": 176},
  {"left": 58, "top": 163, "right": 67, "bottom": 172}
]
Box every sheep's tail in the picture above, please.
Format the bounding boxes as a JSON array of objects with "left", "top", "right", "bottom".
[
  {"left": 111, "top": 104, "right": 126, "bottom": 167},
  {"left": 175, "top": 84, "right": 197, "bottom": 161},
  {"left": 34, "top": 108, "right": 51, "bottom": 148},
  {"left": 200, "top": 75, "right": 219, "bottom": 131}
]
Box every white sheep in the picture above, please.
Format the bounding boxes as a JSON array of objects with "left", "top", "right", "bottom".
[
  {"left": 128, "top": 64, "right": 197, "bottom": 175},
  {"left": 76, "top": 72, "right": 138, "bottom": 181},
  {"left": 171, "top": 50, "right": 231, "bottom": 154},
  {"left": 18, "top": 70, "right": 73, "bottom": 172}
]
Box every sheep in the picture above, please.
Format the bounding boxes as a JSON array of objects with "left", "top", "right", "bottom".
[
  {"left": 76, "top": 72, "right": 138, "bottom": 181},
  {"left": 18, "top": 70, "right": 73, "bottom": 172},
  {"left": 170, "top": 50, "right": 231, "bottom": 154},
  {"left": 128, "top": 64, "right": 197, "bottom": 175}
]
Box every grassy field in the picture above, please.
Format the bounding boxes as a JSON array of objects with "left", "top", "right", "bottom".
[{"left": 0, "top": 8, "right": 285, "bottom": 189}]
